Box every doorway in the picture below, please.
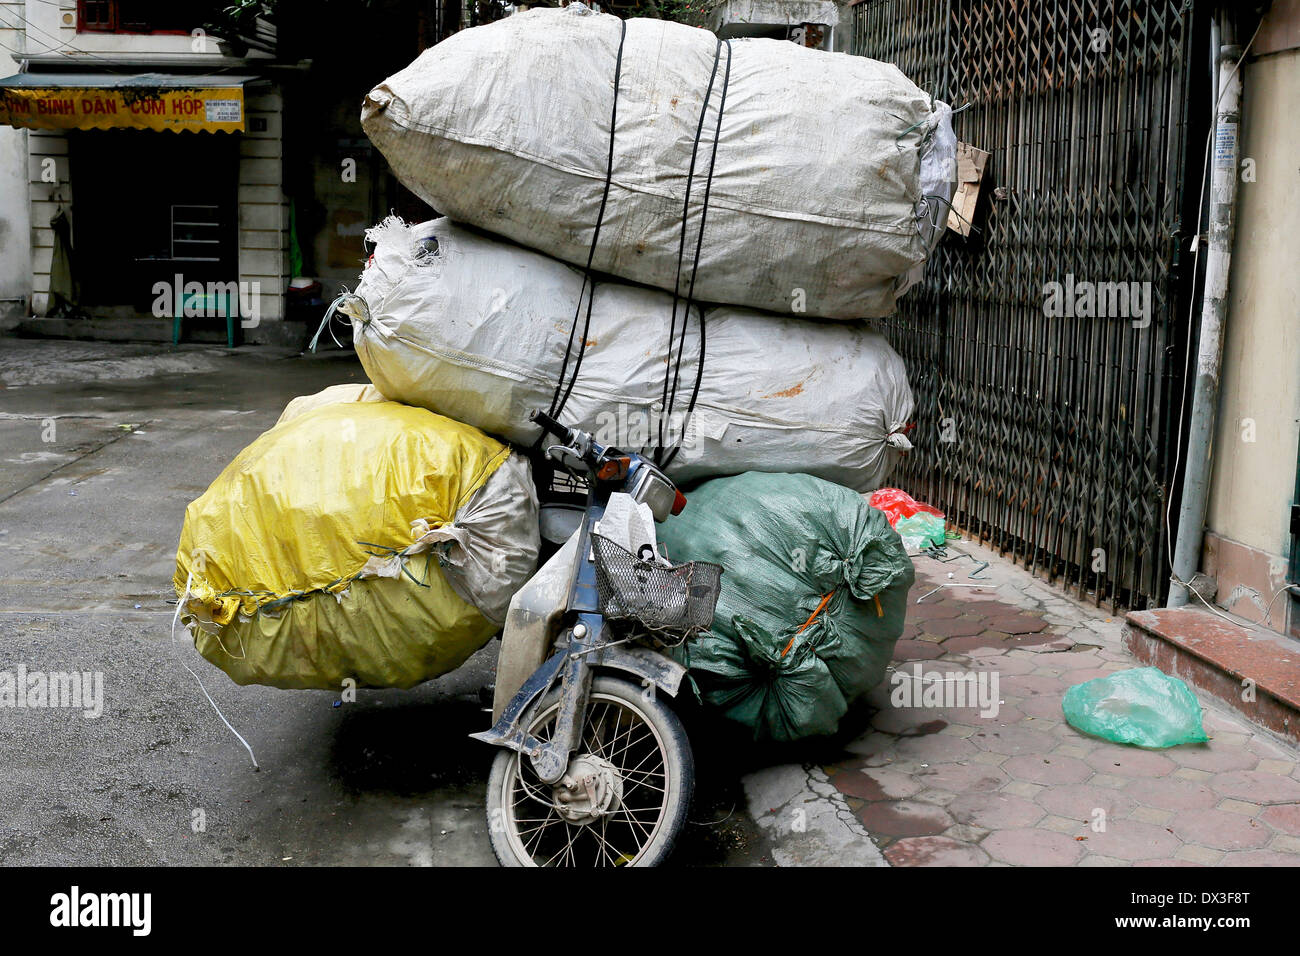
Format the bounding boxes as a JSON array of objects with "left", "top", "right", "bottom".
[{"left": 68, "top": 128, "right": 239, "bottom": 315}]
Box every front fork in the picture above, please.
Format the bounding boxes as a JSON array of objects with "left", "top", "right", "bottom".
[
  {"left": 470, "top": 610, "right": 689, "bottom": 785},
  {"left": 470, "top": 611, "right": 602, "bottom": 786},
  {"left": 530, "top": 613, "right": 600, "bottom": 784}
]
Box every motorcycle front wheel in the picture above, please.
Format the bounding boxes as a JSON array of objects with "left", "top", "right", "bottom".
[{"left": 486, "top": 675, "right": 694, "bottom": 867}]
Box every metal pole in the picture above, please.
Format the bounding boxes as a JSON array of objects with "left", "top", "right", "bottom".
[{"left": 1168, "top": 29, "right": 1243, "bottom": 608}]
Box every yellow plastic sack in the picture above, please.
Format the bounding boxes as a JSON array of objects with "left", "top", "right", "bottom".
[
  {"left": 174, "top": 401, "right": 511, "bottom": 690},
  {"left": 276, "top": 382, "right": 386, "bottom": 426}
]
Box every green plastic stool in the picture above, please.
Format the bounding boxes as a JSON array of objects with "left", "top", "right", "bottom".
[{"left": 173, "top": 291, "right": 236, "bottom": 348}]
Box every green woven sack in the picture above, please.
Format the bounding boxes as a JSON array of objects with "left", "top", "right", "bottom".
[{"left": 658, "top": 472, "right": 914, "bottom": 742}]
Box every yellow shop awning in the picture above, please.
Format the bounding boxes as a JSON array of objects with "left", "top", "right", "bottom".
[{"left": 0, "top": 72, "right": 255, "bottom": 133}]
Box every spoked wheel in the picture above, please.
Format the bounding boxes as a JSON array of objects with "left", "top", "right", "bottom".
[{"left": 486, "top": 675, "right": 693, "bottom": 867}]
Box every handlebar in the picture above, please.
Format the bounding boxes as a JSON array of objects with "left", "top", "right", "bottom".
[
  {"left": 528, "top": 408, "right": 574, "bottom": 445},
  {"left": 529, "top": 407, "right": 685, "bottom": 516}
]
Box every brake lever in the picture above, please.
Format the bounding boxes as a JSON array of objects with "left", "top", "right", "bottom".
[{"left": 546, "top": 443, "right": 589, "bottom": 475}]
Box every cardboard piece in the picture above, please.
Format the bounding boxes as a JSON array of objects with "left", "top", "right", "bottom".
[{"left": 947, "top": 141, "right": 990, "bottom": 237}]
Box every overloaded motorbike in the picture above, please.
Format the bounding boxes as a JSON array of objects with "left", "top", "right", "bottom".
[{"left": 471, "top": 409, "right": 722, "bottom": 867}]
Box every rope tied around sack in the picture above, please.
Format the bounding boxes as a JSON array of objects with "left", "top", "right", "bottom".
[
  {"left": 777, "top": 588, "right": 883, "bottom": 660},
  {"left": 780, "top": 590, "right": 834, "bottom": 659},
  {"left": 544, "top": 17, "right": 629, "bottom": 431},
  {"left": 657, "top": 35, "right": 732, "bottom": 471},
  {"left": 308, "top": 291, "right": 372, "bottom": 352},
  {"left": 544, "top": 22, "right": 732, "bottom": 474}
]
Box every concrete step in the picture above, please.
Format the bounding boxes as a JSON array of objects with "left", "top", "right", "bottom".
[
  {"left": 1124, "top": 607, "right": 1300, "bottom": 746},
  {"left": 12, "top": 316, "right": 316, "bottom": 348}
]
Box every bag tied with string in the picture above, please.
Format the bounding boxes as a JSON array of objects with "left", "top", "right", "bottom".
[
  {"left": 173, "top": 395, "right": 539, "bottom": 690},
  {"left": 657, "top": 472, "right": 914, "bottom": 742},
  {"left": 333, "top": 216, "right": 915, "bottom": 495},
  {"left": 361, "top": 5, "right": 956, "bottom": 320}
]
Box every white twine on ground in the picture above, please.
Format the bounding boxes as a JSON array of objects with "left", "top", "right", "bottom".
[{"left": 170, "top": 569, "right": 260, "bottom": 771}]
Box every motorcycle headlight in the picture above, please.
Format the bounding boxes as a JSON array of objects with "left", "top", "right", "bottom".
[{"left": 629, "top": 465, "right": 677, "bottom": 523}]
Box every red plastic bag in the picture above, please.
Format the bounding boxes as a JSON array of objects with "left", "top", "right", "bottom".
[{"left": 867, "top": 488, "right": 944, "bottom": 528}]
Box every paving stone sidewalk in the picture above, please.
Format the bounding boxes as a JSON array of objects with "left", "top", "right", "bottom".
[{"left": 765, "top": 539, "right": 1300, "bottom": 867}]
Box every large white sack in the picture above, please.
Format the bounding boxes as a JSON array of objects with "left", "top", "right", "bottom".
[
  {"left": 338, "top": 217, "right": 914, "bottom": 494},
  {"left": 361, "top": 5, "right": 955, "bottom": 320}
]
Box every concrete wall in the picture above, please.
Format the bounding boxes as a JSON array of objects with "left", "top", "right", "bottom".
[
  {"left": 710, "top": 0, "right": 840, "bottom": 47},
  {"left": 238, "top": 85, "right": 288, "bottom": 327},
  {"left": 24, "top": 0, "right": 251, "bottom": 63},
  {"left": 0, "top": 2, "right": 30, "bottom": 317},
  {"left": 1203, "top": 6, "right": 1300, "bottom": 635},
  {"left": 25, "top": 128, "right": 67, "bottom": 317}
]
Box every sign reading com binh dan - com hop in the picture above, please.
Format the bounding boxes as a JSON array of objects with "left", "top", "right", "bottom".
[{"left": 0, "top": 86, "right": 244, "bottom": 133}]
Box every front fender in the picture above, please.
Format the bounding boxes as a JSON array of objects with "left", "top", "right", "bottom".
[
  {"left": 589, "top": 642, "right": 687, "bottom": 698},
  {"left": 470, "top": 642, "right": 687, "bottom": 754}
]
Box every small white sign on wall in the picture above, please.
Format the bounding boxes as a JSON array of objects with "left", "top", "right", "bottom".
[{"left": 205, "top": 99, "right": 242, "bottom": 124}]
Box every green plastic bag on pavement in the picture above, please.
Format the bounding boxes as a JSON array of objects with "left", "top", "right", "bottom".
[
  {"left": 658, "top": 472, "right": 915, "bottom": 743},
  {"left": 1062, "top": 667, "right": 1209, "bottom": 748}
]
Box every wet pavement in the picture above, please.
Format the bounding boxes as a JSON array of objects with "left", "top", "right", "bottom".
[{"left": 3, "top": 338, "right": 1296, "bottom": 867}]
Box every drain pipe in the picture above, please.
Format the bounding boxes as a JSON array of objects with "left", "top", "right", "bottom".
[{"left": 1168, "top": 23, "right": 1243, "bottom": 608}]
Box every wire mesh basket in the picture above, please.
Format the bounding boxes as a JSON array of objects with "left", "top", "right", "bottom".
[{"left": 590, "top": 533, "right": 723, "bottom": 636}]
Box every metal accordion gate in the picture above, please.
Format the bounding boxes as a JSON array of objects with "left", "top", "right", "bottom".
[{"left": 852, "top": 0, "right": 1209, "bottom": 609}]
